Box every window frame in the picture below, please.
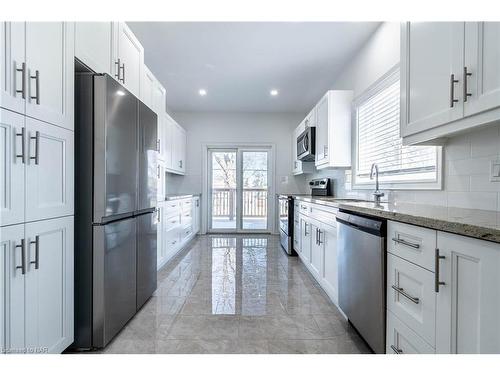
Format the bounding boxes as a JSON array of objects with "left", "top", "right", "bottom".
[{"left": 351, "top": 64, "right": 443, "bottom": 191}]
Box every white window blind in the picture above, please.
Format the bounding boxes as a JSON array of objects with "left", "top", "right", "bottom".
[{"left": 355, "top": 75, "right": 438, "bottom": 184}]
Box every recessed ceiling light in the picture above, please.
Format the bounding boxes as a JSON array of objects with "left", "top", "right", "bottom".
[
  {"left": 270, "top": 89, "right": 279, "bottom": 96},
  {"left": 199, "top": 89, "right": 207, "bottom": 96}
]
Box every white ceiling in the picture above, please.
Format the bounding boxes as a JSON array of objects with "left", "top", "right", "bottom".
[{"left": 127, "top": 22, "right": 381, "bottom": 113}]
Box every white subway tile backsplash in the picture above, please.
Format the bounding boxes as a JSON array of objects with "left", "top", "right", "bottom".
[
  {"left": 470, "top": 174, "right": 500, "bottom": 192},
  {"left": 445, "top": 175, "right": 471, "bottom": 192},
  {"left": 470, "top": 126, "right": 500, "bottom": 158},
  {"left": 447, "top": 156, "right": 492, "bottom": 176},
  {"left": 447, "top": 191, "right": 498, "bottom": 211},
  {"left": 444, "top": 136, "right": 471, "bottom": 161}
]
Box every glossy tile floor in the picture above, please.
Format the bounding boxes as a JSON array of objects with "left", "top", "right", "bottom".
[{"left": 103, "top": 235, "right": 371, "bottom": 354}]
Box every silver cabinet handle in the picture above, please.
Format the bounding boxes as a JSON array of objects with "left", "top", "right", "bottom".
[
  {"left": 157, "top": 139, "right": 161, "bottom": 153},
  {"left": 304, "top": 223, "right": 308, "bottom": 236},
  {"left": 463, "top": 66, "right": 472, "bottom": 102},
  {"left": 450, "top": 73, "right": 459, "bottom": 108},
  {"left": 157, "top": 207, "right": 161, "bottom": 222},
  {"left": 16, "top": 127, "right": 26, "bottom": 163},
  {"left": 114, "top": 58, "right": 121, "bottom": 81},
  {"left": 315, "top": 227, "right": 319, "bottom": 245},
  {"left": 390, "top": 345, "right": 403, "bottom": 354},
  {"left": 30, "top": 70, "right": 40, "bottom": 105},
  {"left": 121, "top": 63, "right": 125, "bottom": 84},
  {"left": 16, "top": 62, "right": 26, "bottom": 99},
  {"left": 435, "top": 248, "right": 446, "bottom": 292},
  {"left": 324, "top": 145, "right": 328, "bottom": 157},
  {"left": 15, "top": 239, "right": 26, "bottom": 275},
  {"left": 30, "top": 131, "right": 40, "bottom": 165},
  {"left": 318, "top": 229, "right": 323, "bottom": 245},
  {"left": 391, "top": 285, "right": 419, "bottom": 304},
  {"left": 30, "top": 235, "right": 39, "bottom": 270},
  {"left": 301, "top": 205, "right": 307, "bottom": 210},
  {"left": 157, "top": 165, "right": 160, "bottom": 179},
  {"left": 392, "top": 237, "right": 420, "bottom": 249},
  {"left": 179, "top": 160, "right": 183, "bottom": 168}
]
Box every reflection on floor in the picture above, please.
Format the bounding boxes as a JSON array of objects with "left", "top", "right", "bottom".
[
  {"left": 103, "top": 234, "right": 371, "bottom": 354},
  {"left": 212, "top": 217, "right": 267, "bottom": 230}
]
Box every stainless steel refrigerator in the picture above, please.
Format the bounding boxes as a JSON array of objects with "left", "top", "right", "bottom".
[{"left": 73, "top": 73, "right": 158, "bottom": 349}]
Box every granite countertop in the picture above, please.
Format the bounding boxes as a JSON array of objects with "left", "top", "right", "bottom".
[
  {"left": 293, "top": 195, "right": 500, "bottom": 244},
  {"left": 165, "top": 193, "right": 201, "bottom": 200}
]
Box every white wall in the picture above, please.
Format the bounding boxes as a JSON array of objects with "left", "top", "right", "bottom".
[
  {"left": 302, "top": 22, "right": 500, "bottom": 211},
  {"left": 167, "top": 111, "right": 306, "bottom": 196}
]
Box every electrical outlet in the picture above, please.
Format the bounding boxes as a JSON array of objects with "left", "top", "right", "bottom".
[{"left": 490, "top": 159, "right": 500, "bottom": 182}]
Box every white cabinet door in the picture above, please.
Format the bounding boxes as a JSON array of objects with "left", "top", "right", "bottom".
[
  {"left": 114, "top": 23, "right": 144, "bottom": 98},
  {"left": 25, "top": 117, "right": 74, "bottom": 222},
  {"left": 156, "top": 201, "right": 166, "bottom": 268},
  {"left": 0, "top": 22, "right": 25, "bottom": 115},
  {"left": 0, "top": 224, "right": 26, "bottom": 353},
  {"left": 25, "top": 216, "right": 73, "bottom": 354},
  {"left": 464, "top": 22, "right": 500, "bottom": 117},
  {"left": 320, "top": 223, "right": 338, "bottom": 304},
  {"left": 309, "top": 222, "right": 322, "bottom": 279},
  {"left": 0, "top": 109, "right": 25, "bottom": 226},
  {"left": 164, "top": 114, "right": 174, "bottom": 169},
  {"left": 157, "top": 114, "right": 165, "bottom": 162},
  {"left": 25, "top": 22, "right": 74, "bottom": 131},
  {"left": 299, "top": 217, "right": 311, "bottom": 264},
  {"left": 315, "top": 94, "right": 329, "bottom": 166},
  {"left": 192, "top": 197, "right": 200, "bottom": 234},
  {"left": 157, "top": 161, "right": 165, "bottom": 202},
  {"left": 401, "top": 22, "right": 465, "bottom": 137},
  {"left": 436, "top": 232, "right": 500, "bottom": 354},
  {"left": 170, "top": 122, "right": 186, "bottom": 175},
  {"left": 74, "top": 22, "right": 112, "bottom": 75},
  {"left": 140, "top": 66, "right": 155, "bottom": 109},
  {"left": 153, "top": 80, "right": 166, "bottom": 115},
  {"left": 179, "top": 125, "right": 186, "bottom": 174}
]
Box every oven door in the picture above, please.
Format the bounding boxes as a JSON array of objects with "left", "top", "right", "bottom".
[{"left": 278, "top": 197, "right": 289, "bottom": 235}]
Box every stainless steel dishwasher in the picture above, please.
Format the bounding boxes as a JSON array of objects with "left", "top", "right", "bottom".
[{"left": 336, "top": 211, "right": 386, "bottom": 354}]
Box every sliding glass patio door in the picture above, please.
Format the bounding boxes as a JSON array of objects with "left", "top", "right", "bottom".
[{"left": 208, "top": 148, "right": 271, "bottom": 233}]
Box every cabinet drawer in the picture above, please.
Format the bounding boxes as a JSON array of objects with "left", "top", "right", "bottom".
[
  {"left": 309, "top": 203, "right": 338, "bottom": 226},
  {"left": 298, "top": 201, "right": 310, "bottom": 215},
  {"left": 388, "top": 221, "right": 436, "bottom": 271},
  {"left": 165, "top": 201, "right": 181, "bottom": 216},
  {"left": 165, "top": 213, "right": 181, "bottom": 229},
  {"left": 387, "top": 311, "right": 435, "bottom": 354},
  {"left": 181, "top": 199, "right": 192, "bottom": 212},
  {"left": 180, "top": 225, "right": 193, "bottom": 241},
  {"left": 387, "top": 253, "right": 436, "bottom": 346}
]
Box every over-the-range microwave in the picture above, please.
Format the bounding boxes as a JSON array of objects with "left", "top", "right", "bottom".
[{"left": 297, "top": 127, "right": 315, "bottom": 161}]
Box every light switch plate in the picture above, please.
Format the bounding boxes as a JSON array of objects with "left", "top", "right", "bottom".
[{"left": 490, "top": 159, "right": 500, "bottom": 182}]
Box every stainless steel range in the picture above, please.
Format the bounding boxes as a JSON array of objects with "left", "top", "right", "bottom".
[{"left": 278, "top": 178, "right": 332, "bottom": 255}]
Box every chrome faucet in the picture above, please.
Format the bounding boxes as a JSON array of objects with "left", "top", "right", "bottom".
[{"left": 370, "top": 163, "right": 385, "bottom": 204}]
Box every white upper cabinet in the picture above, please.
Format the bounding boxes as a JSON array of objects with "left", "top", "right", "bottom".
[
  {"left": 74, "top": 22, "right": 113, "bottom": 75},
  {"left": 25, "top": 216, "right": 74, "bottom": 354},
  {"left": 314, "top": 90, "right": 353, "bottom": 169},
  {"left": 0, "top": 22, "right": 25, "bottom": 115},
  {"left": 1, "top": 22, "right": 74, "bottom": 131},
  {"left": 401, "top": 22, "right": 465, "bottom": 138},
  {"left": 140, "top": 66, "right": 155, "bottom": 109},
  {"left": 464, "top": 22, "right": 500, "bottom": 117},
  {"left": 401, "top": 22, "right": 500, "bottom": 145},
  {"left": 435, "top": 232, "right": 500, "bottom": 354},
  {"left": 25, "top": 117, "right": 74, "bottom": 222},
  {"left": 0, "top": 109, "right": 25, "bottom": 226},
  {"left": 25, "top": 22, "right": 74, "bottom": 131},
  {"left": 166, "top": 117, "right": 186, "bottom": 175},
  {"left": 113, "top": 22, "right": 144, "bottom": 98}
]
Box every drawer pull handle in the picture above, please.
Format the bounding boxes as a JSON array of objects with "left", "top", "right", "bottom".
[
  {"left": 435, "top": 248, "right": 446, "bottom": 293},
  {"left": 392, "top": 237, "right": 420, "bottom": 249},
  {"left": 391, "top": 285, "right": 420, "bottom": 304},
  {"left": 390, "top": 345, "right": 403, "bottom": 354},
  {"left": 301, "top": 205, "right": 307, "bottom": 209}
]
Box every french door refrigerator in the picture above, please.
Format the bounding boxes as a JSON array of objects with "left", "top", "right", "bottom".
[{"left": 73, "top": 73, "right": 158, "bottom": 349}]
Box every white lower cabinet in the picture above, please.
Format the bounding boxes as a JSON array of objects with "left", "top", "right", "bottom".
[
  {"left": 386, "top": 220, "right": 500, "bottom": 354},
  {"left": 157, "top": 197, "right": 200, "bottom": 270},
  {"left": 297, "top": 202, "right": 339, "bottom": 307},
  {"left": 387, "top": 311, "right": 435, "bottom": 354},
  {"left": 1, "top": 224, "right": 26, "bottom": 353},
  {"left": 435, "top": 232, "right": 500, "bottom": 354},
  {"left": 320, "top": 223, "right": 338, "bottom": 304},
  {"left": 1, "top": 216, "right": 73, "bottom": 354}
]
